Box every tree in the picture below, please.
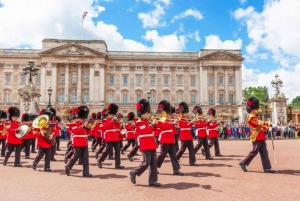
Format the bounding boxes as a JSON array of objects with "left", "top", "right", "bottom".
[
  {"left": 244, "top": 86, "right": 269, "bottom": 104},
  {"left": 292, "top": 95, "right": 300, "bottom": 109}
]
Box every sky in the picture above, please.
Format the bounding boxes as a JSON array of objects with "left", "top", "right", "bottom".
[{"left": 0, "top": 0, "right": 299, "bottom": 102}]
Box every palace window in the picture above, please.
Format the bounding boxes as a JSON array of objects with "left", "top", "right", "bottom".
[
  {"left": 229, "top": 76, "right": 234, "bottom": 85},
  {"left": 136, "top": 76, "right": 142, "bottom": 85},
  {"left": 36, "top": 75, "right": 41, "bottom": 84},
  {"left": 109, "top": 76, "right": 114, "bottom": 84},
  {"left": 177, "top": 94, "right": 183, "bottom": 103},
  {"left": 150, "top": 93, "right": 155, "bottom": 104},
  {"left": 191, "top": 94, "right": 196, "bottom": 104},
  {"left": 71, "top": 93, "right": 77, "bottom": 102},
  {"left": 123, "top": 76, "right": 128, "bottom": 85},
  {"left": 219, "top": 94, "right": 224, "bottom": 104},
  {"left": 84, "top": 93, "right": 89, "bottom": 102},
  {"left": 108, "top": 94, "right": 114, "bottom": 103},
  {"left": 122, "top": 66, "right": 128, "bottom": 70},
  {"left": 60, "top": 74, "right": 65, "bottom": 83},
  {"left": 6, "top": 74, "right": 11, "bottom": 83},
  {"left": 84, "top": 75, "right": 89, "bottom": 84},
  {"left": 21, "top": 74, "right": 26, "bottom": 83},
  {"left": 150, "top": 76, "right": 155, "bottom": 85},
  {"left": 136, "top": 94, "right": 141, "bottom": 102},
  {"left": 59, "top": 93, "right": 64, "bottom": 102},
  {"left": 163, "top": 94, "right": 169, "bottom": 101},
  {"left": 229, "top": 94, "right": 234, "bottom": 103},
  {"left": 150, "top": 66, "right": 156, "bottom": 70},
  {"left": 163, "top": 76, "right": 169, "bottom": 85},
  {"left": 191, "top": 77, "right": 195, "bottom": 86},
  {"left": 136, "top": 66, "right": 142, "bottom": 70},
  {"left": 122, "top": 94, "right": 128, "bottom": 104},
  {"left": 4, "top": 93, "right": 10, "bottom": 103},
  {"left": 208, "top": 76, "right": 213, "bottom": 85},
  {"left": 71, "top": 74, "right": 77, "bottom": 84},
  {"left": 209, "top": 94, "right": 214, "bottom": 104},
  {"left": 219, "top": 76, "right": 223, "bottom": 85},
  {"left": 177, "top": 76, "right": 182, "bottom": 85}
]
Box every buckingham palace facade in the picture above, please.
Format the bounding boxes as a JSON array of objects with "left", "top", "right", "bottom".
[{"left": 0, "top": 39, "right": 243, "bottom": 118}]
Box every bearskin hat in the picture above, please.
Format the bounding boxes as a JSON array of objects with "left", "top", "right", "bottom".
[
  {"left": 207, "top": 108, "right": 216, "bottom": 117},
  {"left": 40, "top": 109, "right": 54, "bottom": 120},
  {"left": 8, "top": 107, "right": 20, "bottom": 118},
  {"left": 170, "top": 105, "right": 176, "bottom": 114},
  {"left": 77, "top": 105, "right": 89, "bottom": 119},
  {"left": 91, "top": 113, "right": 96, "bottom": 120},
  {"left": 106, "top": 103, "right": 118, "bottom": 115},
  {"left": 193, "top": 106, "right": 203, "bottom": 115},
  {"left": 116, "top": 113, "right": 123, "bottom": 119},
  {"left": 55, "top": 116, "right": 61, "bottom": 123},
  {"left": 246, "top": 97, "right": 260, "bottom": 113},
  {"left": 127, "top": 112, "right": 135, "bottom": 121},
  {"left": 21, "top": 113, "right": 30, "bottom": 122},
  {"left": 136, "top": 99, "right": 151, "bottom": 117},
  {"left": 96, "top": 112, "right": 102, "bottom": 120},
  {"left": 157, "top": 100, "right": 170, "bottom": 114},
  {"left": 0, "top": 110, "right": 7, "bottom": 119},
  {"left": 177, "top": 102, "right": 189, "bottom": 114},
  {"left": 101, "top": 109, "right": 107, "bottom": 120},
  {"left": 29, "top": 113, "right": 36, "bottom": 121},
  {"left": 49, "top": 107, "right": 56, "bottom": 117}
]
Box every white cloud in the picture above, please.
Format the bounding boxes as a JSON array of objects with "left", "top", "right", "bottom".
[
  {"left": 156, "top": 0, "right": 171, "bottom": 6},
  {"left": 194, "top": 31, "right": 200, "bottom": 42},
  {"left": 239, "top": 0, "right": 247, "bottom": 4},
  {"left": 204, "top": 35, "right": 242, "bottom": 49},
  {"left": 138, "top": 3, "right": 166, "bottom": 28},
  {"left": 233, "top": 0, "right": 300, "bottom": 67},
  {"left": 172, "top": 8, "right": 203, "bottom": 23},
  {"left": 242, "top": 64, "right": 300, "bottom": 101},
  {"left": 97, "top": 6, "right": 105, "bottom": 13}
]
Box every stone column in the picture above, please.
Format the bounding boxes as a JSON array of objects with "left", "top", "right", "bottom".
[
  {"left": 235, "top": 66, "right": 242, "bottom": 103},
  {"left": 64, "top": 63, "right": 69, "bottom": 103},
  {"left": 170, "top": 66, "right": 176, "bottom": 102},
  {"left": 99, "top": 63, "right": 105, "bottom": 105},
  {"left": 224, "top": 67, "right": 229, "bottom": 103},
  {"left": 89, "top": 64, "right": 95, "bottom": 103},
  {"left": 198, "top": 65, "right": 202, "bottom": 104},
  {"left": 0, "top": 63, "right": 4, "bottom": 102},
  {"left": 51, "top": 63, "right": 57, "bottom": 104},
  {"left": 77, "top": 64, "right": 82, "bottom": 103},
  {"left": 202, "top": 66, "right": 208, "bottom": 104},
  {"left": 40, "top": 62, "right": 46, "bottom": 103},
  {"left": 129, "top": 65, "right": 135, "bottom": 103},
  {"left": 214, "top": 66, "right": 218, "bottom": 104},
  {"left": 156, "top": 66, "right": 162, "bottom": 102}
]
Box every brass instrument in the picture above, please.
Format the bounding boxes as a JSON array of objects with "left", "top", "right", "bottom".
[
  {"left": 15, "top": 125, "right": 30, "bottom": 139},
  {"left": 32, "top": 115, "right": 55, "bottom": 145},
  {"left": 1, "top": 121, "right": 6, "bottom": 136},
  {"left": 248, "top": 114, "right": 264, "bottom": 143}
]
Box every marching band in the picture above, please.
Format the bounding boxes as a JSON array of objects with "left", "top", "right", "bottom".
[{"left": 0, "top": 96, "right": 276, "bottom": 187}]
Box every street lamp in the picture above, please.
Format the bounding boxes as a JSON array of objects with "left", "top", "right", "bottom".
[
  {"left": 22, "top": 59, "right": 40, "bottom": 83},
  {"left": 147, "top": 90, "right": 151, "bottom": 102},
  {"left": 47, "top": 87, "right": 53, "bottom": 109}
]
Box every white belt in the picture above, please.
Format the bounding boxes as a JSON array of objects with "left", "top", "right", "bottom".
[
  {"left": 180, "top": 128, "right": 190, "bottom": 131},
  {"left": 207, "top": 129, "right": 217, "bottom": 136},
  {"left": 104, "top": 129, "right": 117, "bottom": 139},
  {"left": 197, "top": 127, "right": 207, "bottom": 136},
  {"left": 126, "top": 131, "right": 134, "bottom": 138},
  {"left": 158, "top": 129, "right": 173, "bottom": 141},
  {"left": 137, "top": 134, "right": 154, "bottom": 146},
  {"left": 73, "top": 135, "right": 88, "bottom": 138}
]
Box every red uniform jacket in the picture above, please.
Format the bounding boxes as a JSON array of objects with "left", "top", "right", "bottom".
[
  {"left": 6, "top": 121, "right": 22, "bottom": 145},
  {"left": 37, "top": 128, "right": 52, "bottom": 149},
  {"left": 135, "top": 119, "right": 157, "bottom": 151},
  {"left": 102, "top": 118, "right": 120, "bottom": 142},
  {"left": 207, "top": 120, "right": 218, "bottom": 138},
  {"left": 71, "top": 121, "right": 90, "bottom": 147},
  {"left": 0, "top": 124, "right": 7, "bottom": 139},
  {"left": 116, "top": 121, "right": 122, "bottom": 141},
  {"left": 248, "top": 114, "right": 270, "bottom": 141},
  {"left": 55, "top": 123, "right": 61, "bottom": 137},
  {"left": 155, "top": 121, "right": 175, "bottom": 144},
  {"left": 51, "top": 121, "right": 59, "bottom": 137},
  {"left": 93, "top": 121, "right": 102, "bottom": 138},
  {"left": 194, "top": 120, "right": 208, "bottom": 138},
  {"left": 21, "top": 123, "right": 31, "bottom": 140},
  {"left": 179, "top": 119, "right": 193, "bottom": 141},
  {"left": 125, "top": 123, "right": 135, "bottom": 140}
]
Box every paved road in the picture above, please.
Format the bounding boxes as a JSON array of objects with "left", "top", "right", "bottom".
[{"left": 0, "top": 139, "right": 299, "bottom": 201}]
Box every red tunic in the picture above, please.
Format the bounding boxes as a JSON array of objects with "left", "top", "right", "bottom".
[
  {"left": 51, "top": 121, "right": 59, "bottom": 137},
  {"left": 115, "top": 121, "right": 122, "bottom": 141},
  {"left": 207, "top": 120, "right": 218, "bottom": 138},
  {"left": 179, "top": 119, "right": 193, "bottom": 141},
  {"left": 6, "top": 121, "right": 22, "bottom": 145},
  {"left": 155, "top": 121, "right": 175, "bottom": 144},
  {"left": 102, "top": 118, "right": 119, "bottom": 142},
  {"left": 194, "top": 120, "right": 208, "bottom": 138},
  {"left": 37, "top": 128, "right": 52, "bottom": 149},
  {"left": 0, "top": 124, "right": 7, "bottom": 139},
  {"left": 248, "top": 114, "right": 270, "bottom": 141},
  {"left": 125, "top": 123, "right": 135, "bottom": 140},
  {"left": 93, "top": 121, "right": 101, "bottom": 138},
  {"left": 135, "top": 119, "right": 157, "bottom": 151},
  {"left": 71, "top": 121, "right": 90, "bottom": 147}
]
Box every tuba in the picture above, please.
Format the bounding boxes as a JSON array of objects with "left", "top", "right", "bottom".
[
  {"left": 15, "top": 125, "right": 30, "bottom": 139},
  {"left": 32, "top": 115, "right": 55, "bottom": 145}
]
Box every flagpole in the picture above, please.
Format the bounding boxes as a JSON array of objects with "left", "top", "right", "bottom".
[{"left": 82, "top": 17, "right": 83, "bottom": 40}]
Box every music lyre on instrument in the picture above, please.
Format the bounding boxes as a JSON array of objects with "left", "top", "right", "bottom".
[{"left": 32, "top": 115, "right": 55, "bottom": 145}]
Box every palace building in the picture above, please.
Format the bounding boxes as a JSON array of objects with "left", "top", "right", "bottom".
[{"left": 0, "top": 39, "right": 244, "bottom": 119}]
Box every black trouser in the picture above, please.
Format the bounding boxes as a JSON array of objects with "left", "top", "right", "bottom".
[
  {"left": 4, "top": 144, "right": 21, "bottom": 165},
  {"left": 241, "top": 140, "right": 272, "bottom": 170},
  {"left": 56, "top": 136, "right": 60, "bottom": 150},
  {"left": 157, "top": 144, "right": 180, "bottom": 171},
  {"left": 91, "top": 136, "right": 96, "bottom": 148},
  {"left": 176, "top": 140, "right": 196, "bottom": 164},
  {"left": 133, "top": 150, "right": 158, "bottom": 183},
  {"left": 31, "top": 138, "right": 36, "bottom": 152},
  {"left": 0, "top": 139, "right": 6, "bottom": 156},
  {"left": 122, "top": 139, "right": 135, "bottom": 152},
  {"left": 208, "top": 138, "right": 221, "bottom": 156},
  {"left": 128, "top": 139, "right": 139, "bottom": 157},
  {"left": 67, "top": 146, "right": 89, "bottom": 175},
  {"left": 99, "top": 141, "right": 120, "bottom": 167},
  {"left": 120, "top": 140, "right": 123, "bottom": 149},
  {"left": 34, "top": 147, "right": 51, "bottom": 170},
  {"left": 21, "top": 139, "right": 31, "bottom": 157},
  {"left": 194, "top": 137, "right": 212, "bottom": 159},
  {"left": 51, "top": 137, "right": 56, "bottom": 160},
  {"left": 174, "top": 135, "right": 179, "bottom": 153},
  {"left": 92, "top": 137, "right": 101, "bottom": 150}
]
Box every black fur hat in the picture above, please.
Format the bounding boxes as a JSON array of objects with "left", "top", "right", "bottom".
[
  {"left": 91, "top": 113, "right": 96, "bottom": 120},
  {"left": 49, "top": 107, "right": 56, "bottom": 117},
  {"left": 21, "top": 113, "right": 30, "bottom": 122},
  {"left": 246, "top": 97, "right": 260, "bottom": 113},
  {"left": 207, "top": 108, "right": 216, "bottom": 117},
  {"left": 158, "top": 100, "right": 170, "bottom": 114},
  {"left": 136, "top": 99, "right": 151, "bottom": 117},
  {"left": 55, "top": 116, "right": 61, "bottom": 123},
  {"left": 40, "top": 109, "right": 54, "bottom": 120},
  {"left": 77, "top": 105, "right": 89, "bottom": 119},
  {"left": 96, "top": 112, "right": 101, "bottom": 120},
  {"left": 170, "top": 105, "right": 176, "bottom": 114},
  {"left": 29, "top": 113, "right": 36, "bottom": 121},
  {"left": 177, "top": 102, "right": 189, "bottom": 114},
  {"left": 101, "top": 109, "right": 107, "bottom": 120},
  {"left": 193, "top": 106, "right": 203, "bottom": 115},
  {"left": 0, "top": 110, "right": 7, "bottom": 119},
  {"left": 107, "top": 103, "right": 118, "bottom": 115},
  {"left": 127, "top": 112, "right": 135, "bottom": 121},
  {"left": 8, "top": 107, "right": 20, "bottom": 118}
]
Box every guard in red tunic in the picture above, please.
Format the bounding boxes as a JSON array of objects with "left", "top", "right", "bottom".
[
  {"left": 55, "top": 116, "right": 62, "bottom": 151},
  {"left": 95, "top": 109, "right": 110, "bottom": 159},
  {"left": 239, "top": 97, "right": 276, "bottom": 173},
  {"left": 176, "top": 102, "right": 198, "bottom": 166},
  {"left": 130, "top": 99, "right": 160, "bottom": 187},
  {"left": 116, "top": 113, "right": 123, "bottom": 149},
  {"left": 3, "top": 107, "right": 22, "bottom": 167},
  {"left": 156, "top": 100, "right": 184, "bottom": 175},
  {"left": 127, "top": 117, "right": 140, "bottom": 161},
  {"left": 29, "top": 113, "right": 38, "bottom": 154},
  {"left": 121, "top": 112, "right": 136, "bottom": 155},
  {"left": 32, "top": 109, "right": 54, "bottom": 172},
  {"left": 0, "top": 110, "right": 8, "bottom": 157},
  {"left": 97, "top": 104, "right": 124, "bottom": 169},
  {"left": 20, "top": 113, "right": 31, "bottom": 159},
  {"left": 206, "top": 108, "right": 223, "bottom": 157},
  {"left": 170, "top": 106, "right": 179, "bottom": 153},
  {"left": 193, "top": 106, "right": 213, "bottom": 160},
  {"left": 90, "top": 113, "right": 98, "bottom": 152},
  {"left": 65, "top": 106, "right": 92, "bottom": 177},
  {"left": 49, "top": 107, "right": 58, "bottom": 161}
]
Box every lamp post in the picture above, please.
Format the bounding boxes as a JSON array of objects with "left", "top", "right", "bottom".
[
  {"left": 47, "top": 87, "right": 53, "bottom": 109},
  {"left": 22, "top": 59, "right": 40, "bottom": 83},
  {"left": 147, "top": 90, "right": 151, "bottom": 102}
]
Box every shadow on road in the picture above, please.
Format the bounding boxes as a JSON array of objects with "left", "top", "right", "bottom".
[
  {"left": 94, "top": 173, "right": 128, "bottom": 179},
  {"left": 250, "top": 169, "right": 300, "bottom": 176}
]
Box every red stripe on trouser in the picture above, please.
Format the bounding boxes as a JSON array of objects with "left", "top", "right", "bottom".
[{"left": 243, "top": 142, "right": 258, "bottom": 164}]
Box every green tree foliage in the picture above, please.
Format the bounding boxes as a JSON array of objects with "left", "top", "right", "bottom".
[
  {"left": 291, "top": 95, "right": 300, "bottom": 109},
  {"left": 244, "top": 86, "right": 269, "bottom": 104}
]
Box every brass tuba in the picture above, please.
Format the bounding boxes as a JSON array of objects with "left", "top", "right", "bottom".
[
  {"left": 32, "top": 115, "right": 55, "bottom": 145},
  {"left": 15, "top": 125, "right": 30, "bottom": 139}
]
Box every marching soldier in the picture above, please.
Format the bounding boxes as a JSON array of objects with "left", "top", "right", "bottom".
[
  {"left": 90, "top": 113, "right": 97, "bottom": 152},
  {"left": 95, "top": 109, "right": 109, "bottom": 159},
  {"left": 116, "top": 113, "right": 123, "bottom": 149},
  {"left": 156, "top": 100, "right": 184, "bottom": 176},
  {"left": 20, "top": 113, "right": 31, "bottom": 159},
  {"left": 170, "top": 106, "right": 179, "bottom": 153},
  {"left": 29, "top": 114, "right": 38, "bottom": 154},
  {"left": 206, "top": 108, "right": 223, "bottom": 157},
  {"left": 3, "top": 107, "right": 22, "bottom": 167},
  {"left": 49, "top": 108, "right": 58, "bottom": 161},
  {"left": 121, "top": 112, "right": 136, "bottom": 155},
  {"left": 127, "top": 117, "right": 140, "bottom": 161},
  {"left": 193, "top": 106, "right": 214, "bottom": 160},
  {"left": 239, "top": 97, "right": 276, "bottom": 173},
  {"left": 130, "top": 99, "right": 161, "bottom": 187},
  {"left": 65, "top": 105, "right": 92, "bottom": 177},
  {"left": 176, "top": 102, "right": 198, "bottom": 166},
  {"left": 0, "top": 110, "right": 7, "bottom": 157},
  {"left": 55, "top": 116, "right": 62, "bottom": 151}
]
